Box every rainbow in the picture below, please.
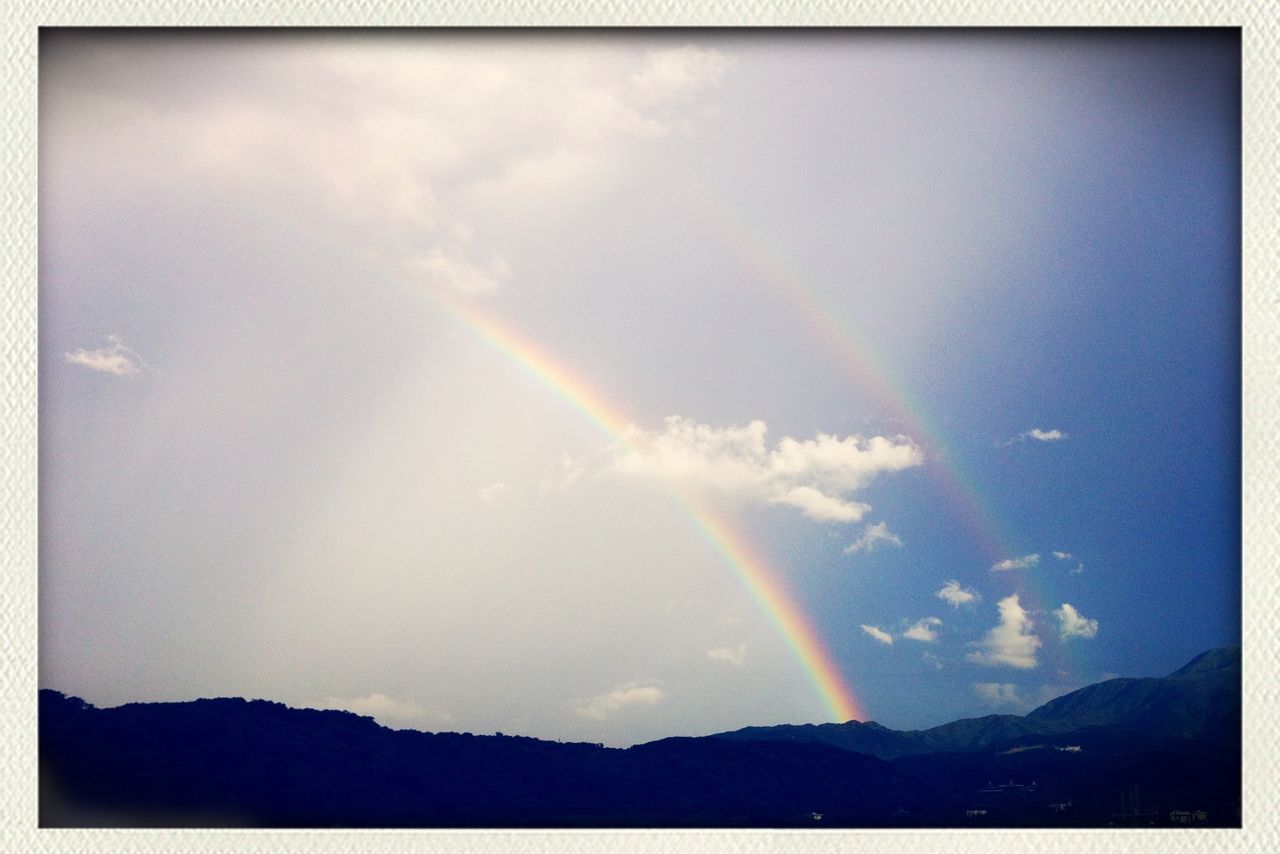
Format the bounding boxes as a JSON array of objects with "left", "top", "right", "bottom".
[
  {"left": 446, "top": 296, "right": 865, "bottom": 723},
  {"left": 684, "top": 186, "right": 1083, "bottom": 678},
  {"left": 685, "top": 187, "right": 1018, "bottom": 566}
]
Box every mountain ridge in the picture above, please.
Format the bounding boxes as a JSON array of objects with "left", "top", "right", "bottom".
[
  {"left": 39, "top": 646, "right": 1241, "bottom": 828},
  {"left": 715, "top": 645, "right": 1240, "bottom": 759}
]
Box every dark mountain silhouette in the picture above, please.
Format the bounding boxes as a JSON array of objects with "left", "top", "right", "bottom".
[
  {"left": 715, "top": 713, "right": 1058, "bottom": 760},
  {"left": 716, "top": 646, "right": 1241, "bottom": 759},
  {"left": 39, "top": 692, "right": 927, "bottom": 828},
  {"left": 39, "top": 647, "right": 1240, "bottom": 828},
  {"left": 1025, "top": 645, "right": 1240, "bottom": 741}
]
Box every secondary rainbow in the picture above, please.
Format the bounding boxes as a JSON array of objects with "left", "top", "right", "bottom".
[
  {"left": 685, "top": 185, "right": 1021, "bottom": 566},
  {"left": 445, "top": 295, "right": 866, "bottom": 724},
  {"left": 686, "top": 186, "right": 1082, "bottom": 678}
]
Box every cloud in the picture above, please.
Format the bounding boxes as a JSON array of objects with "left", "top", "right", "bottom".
[
  {"left": 860, "top": 624, "right": 894, "bottom": 645},
  {"left": 611, "top": 416, "right": 922, "bottom": 523},
  {"left": 613, "top": 417, "right": 768, "bottom": 489},
  {"left": 477, "top": 482, "right": 514, "bottom": 502},
  {"left": 973, "top": 682, "right": 1026, "bottom": 708},
  {"left": 316, "top": 692, "right": 440, "bottom": 728},
  {"left": 1053, "top": 551, "right": 1086, "bottom": 575},
  {"left": 999, "top": 427, "right": 1068, "bottom": 447},
  {"left": 541, "top": 453, "right": 586, "bottom": 493},
  {"left": 922, "top": 651, "right": 944, "bottom": 670},
  {"left": 408, "top": 247, "right": 511, "bottom": 295},
  {"left": 936, "top": 580, "right": 980, "bottom": 608},
  {"left": 61, "top": 41, "right": 733, "bottom": 302},
  {"left": 903, "top": 616, "right": 942, "bottom": 643},
  {"left": 767, "top": 431, "right": 923, "bottom": 491},
  {"left": 965, "top": 594, "right": 1042, "bottom": 669},
  {"left": 992, "top": 553, "right": 1040, "bottom": 571},
  {"left": 771, "top": 486, "right": 870, "bottom": 523},
  {"left": 706, "top": 643, "right": 747, "bottom": 667},
  {"left": 629, "top": 45, "right": 731, "bottom": 102},
  {"left": 574, "top": 683, "right": 666, "bottom": 721},
  {"left": 1054, "top": 603, "right": 1099, "bottom": 640},
  {"left": 1033, "top": 684, "right": 1078, "bottom": 706},
  {"left": 63, "top": 334, "right": 146, "bottom": 376},
  {"left": 974, "top": 681, "right": 1076, "bottom": 711},
  {"left": 843, "top": 521, "right": 903, "bottom": 555}
]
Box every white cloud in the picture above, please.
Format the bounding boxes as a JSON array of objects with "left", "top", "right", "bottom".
[
  {"left": 611, "top": 416, "right": 922, "bottom": 523},
  {"left": 316, "top": 692, "right": 442, "bottom": 728},
  {"left": 541, "top": 453, "right": 587, "bottom": 493},
  {"left": 936, "top": 579, "right": 980, "bottom": 608},
  {"left": 860, "top": 624, "right": 894, "bottom": 645},
  {"left": 1053, "top": 551, "right": 1086, "bottom": 575},
  {"left": 629, "top": 45, "right": 731, "bottom": 102},
  {"left": 974, "top": 681, "right": 1075, "bottom": 711},
  {"left": 992, "top": 553, "right": 1040, "bottom": 571},
  {"left": 973, "top": 682, "right": 1025, "bottom": 708},
  {"left": 771, "top": 486, "right": 870, "bottom": 523},
  {"left": 613, "top": 417, "right": 768, "bottom": 490},
  {"left": 965, "top": 594, "right": 1042, "bottom": 669},
  {"left": 1034, "top": 684, "right": 1077, "bottom": 706},
  {"left": 903, "top": 616, "right": 942, "bottom": 643},
  {"left": 999, "top": 427, "right": 1068, "bottom": 447},
  {"left": 1054, "top": 603, "right": 1099, "bottom": 640},
  {"left": 65, "top": 42, "right": 733, "bottom": 302},
  {"left": 574, "top": 683, "right": 667, "bottom": 721},
  {"left": 477, "top": 482, "right": 514, "bottom": 502},
  {"left": 408, "top": 247, "right": 511, "bottom": 295},
  {"left": 767, "top": 431, "right": 923, "bottom": 491},
  {"left": 706, "top": 643, "right": 747, "bottom": 667},
  {"left": 923, "top": 651, "right": 944, "bottom": 670},
  {"left": 63, "top": 334, "right": 146, "bottom": 376},
  {"left": 843, "top": 521, "right": 903, "bottom": 555}
]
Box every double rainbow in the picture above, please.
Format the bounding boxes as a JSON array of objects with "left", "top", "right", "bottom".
[
  {"left": 432, "top": 181, "right": 1084, "bottom": 722},
  {"left": 686, "top": 186, "right": 1017, "bottom": 566},
  {"left": 687, "top": 187, "right": 1080, "bottom": 678},
  {"left": 447, "top": 296, "right": 865, "bottom": 723}
]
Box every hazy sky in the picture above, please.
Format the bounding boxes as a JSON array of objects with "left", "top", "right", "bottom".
[{"left": 40, "top": 30, "right": 1240, "bottom": 746}]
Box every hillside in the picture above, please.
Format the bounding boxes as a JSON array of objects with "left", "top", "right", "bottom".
[
  {"left": 39, "top": 647, "right": 1240, "bottom": 828},
  {"left": 1026, "top": 645, "right": 1240, "bottom": 741},
  {"left": 717, "top": 646, "right": 1240, "bottom": 759}
]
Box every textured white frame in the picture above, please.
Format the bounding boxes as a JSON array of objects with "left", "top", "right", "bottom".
[{"left": 4, "top": 4, "right": 1272, "bottom": 853}]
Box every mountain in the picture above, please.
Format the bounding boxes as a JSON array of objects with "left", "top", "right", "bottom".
[
  {"left": 716, "top": 646, "right": 1241, "bottom": 758},
  {"left": 39, "top": 647, "right": 1240, "bottom": 828},
  {"left": 716, "top": 713, "right": 1067, "bottom": 760},
  {"left": 39, "top": 691, "right": 928, "bottom": 828},
  {"left": 1026, "top": 645, "right": 1240, "bottom": 741},
  {"left": 709, "top": 718, "right": 928, "bottom": 759}
]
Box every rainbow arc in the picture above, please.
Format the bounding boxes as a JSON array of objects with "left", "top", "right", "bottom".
[
  {"left": 686, "top": 187, "right": 1080, "bottom": 678},
  {"left": 447, "top": 296, "right": 865, "bottom": 723}
]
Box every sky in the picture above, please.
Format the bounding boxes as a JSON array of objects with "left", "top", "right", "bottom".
[{"left": 39, "top": 29, "right": 1240, "bottom": 747}]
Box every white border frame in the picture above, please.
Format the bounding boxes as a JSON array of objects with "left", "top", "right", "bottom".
[{"left": 5, "top": 4, "right": 1273, "bottom": 853}]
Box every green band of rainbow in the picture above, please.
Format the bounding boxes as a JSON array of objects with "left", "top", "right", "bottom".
[
  {"left": 686, "top": 184, "right": 1084, "bottom": 679},
  {"left": 446, "top": 296, "right": 865, "bottom": 723},
  {"left": 685, "top": 185, "right": 1017, "bottom": 565}
]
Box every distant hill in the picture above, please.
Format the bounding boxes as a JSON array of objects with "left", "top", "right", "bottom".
[
  {"left": 39, "top": 647, "right": 1240, "bottom": 828},
  {"left": 717, "top": 646, "right": 1241, "bottom": 758},
  {"left": 715, "top": 713, "right": 1062, "bottom": 760},
  {"left": 39, "top": 691, "right": 927, "bottom": 827},
  {"left": 1026, "top": 645, "right": 1240, "bottom": 741}
]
